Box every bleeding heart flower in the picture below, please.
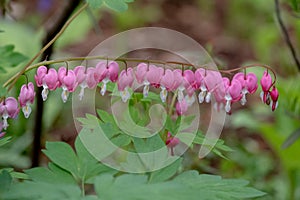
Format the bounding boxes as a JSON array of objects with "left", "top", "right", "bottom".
[
  {"left": 223, "top": 77, "right": 242, "bottom": 113},
  {"left": 176, "top": 98, "right": 188, "bottom": 116},
  {"left": 36, "top": 67, "right": 59, "bottom": 101},
  {"left": 198, "top": 70, "right": 221, "bottom": 104},
  {"left": 233, "top": 72, "right": 258, "bottom": 105},
  {"left": 160, "top": 69, "right": 174, "bottom": 102},
  {"left": 118, "top": 68, "right": 134, "bottom": 102},
  {"left": 146, "top": 65, "right": 164, "bottom": 88},
  {"left": 166, "top": 132, "right": 180, "bottom": 156},
  {"left": 34, "top": 66, "right": 47, "bottom": 87},
  {"left": 58, "top": 67, "right": 78, "bottom": 103},
  {"left": 18, "top": 82, "right": 36, "bottom": 118},
  {"left": 270, "top": 86, "right": 279, "bottom": 111},
  {"left": 260, "top": 71, "right": 272, "bottom": 103},
  {"left": 74, "top": 66, "right": 87, "bottom": 100},
  {"left": 0, "top": 97, "right": 19, "bottom": 130},
  {"left": 95, "top": 61, "right": 120, "bottom": 96}
]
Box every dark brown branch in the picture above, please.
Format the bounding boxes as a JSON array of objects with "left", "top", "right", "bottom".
[
  {"left": 31, "top": 0, "right": 81, "bottom": 167},
  {"left": 274, "top": 0, "right": 300, "bottom": 71}
]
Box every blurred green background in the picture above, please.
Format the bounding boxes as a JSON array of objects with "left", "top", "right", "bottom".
[{"left": 1, "top": 0, "right": 300, "bottom": 199}]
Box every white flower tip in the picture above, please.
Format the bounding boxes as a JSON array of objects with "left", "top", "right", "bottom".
[
  {"left": 160, "top": 88, "right": 167, "bottom": 103},
  {"left": 143, "top": 84, "right": 149, "bottom": 98},
  {"left": 22, "top": 105, "right": 32, "bottom": 119},
  {"left": 42, "top": 89, "right": 49, "bottom": 101},
  {"left": 205, "top": 92, "right": 211, "bottom": 103},
  {"left": 225, "top": 101, "right": 231, "bottom": 113},
  {"left": 61, "top": 90, "right": 69, "bottom": 103}
]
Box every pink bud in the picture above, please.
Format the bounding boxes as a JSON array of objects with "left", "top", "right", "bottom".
[
  {"left": 270, "top": 86, "right": 279, "bottom": 111},
  {"left": 176, "top": 98, "right": 188, "bottom": 116},
  {"left": 166, "top": 132, "right": 180, "bottom": 148},
  {"left": 260, "top": 71, "right": 272, "bottom": 92},
  {"left": 118, "top": 68, "right": 134, "bottom": 91},
  {"left": 146, "top": 65, "right": 164, "bottom": 88},
  {"left": 135, "top": 63, "right": 148, "bottom": 84},
  {"left": 35, "top": 66, "right": 47, "bottom": 87}
]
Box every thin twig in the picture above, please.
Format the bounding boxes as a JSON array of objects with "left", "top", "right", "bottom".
[
  {"left": 274, "top": 0, "right": 300, "bottom": 71},
  {"left": 6, "top": 3, "right": 88, "bottom": 92}
]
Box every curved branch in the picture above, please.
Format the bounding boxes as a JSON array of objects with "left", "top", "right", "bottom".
[{"left": 275, "top": 0, "right": 300, "bottom": 71}]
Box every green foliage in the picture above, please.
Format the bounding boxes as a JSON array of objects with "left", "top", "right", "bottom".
[
  {"left": 0, "top": 45, "right": 27, "bottom": 73},
  {"left": 0, "top": 136, "right": 11, "bottom": 147},
  {"left": 86, "top": 0, "right": 134, "bottom": 12},
  {"left": 290, "top": 0, "right": 300, "bottom": 12},
  {"left": 95, "top": 171, "right": 265, "bottom": 200}
]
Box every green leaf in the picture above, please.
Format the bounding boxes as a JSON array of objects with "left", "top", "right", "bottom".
[
  {"left": 291, "top": 0, "right": 300, "bottom": 11},
  {"left": 0, "top": 85, "right": 8, "bottom": 97},
  {"left": 0, "top": 45, "right": 27, "bottom": 73},
  {"left": 3, "top": 181, "right": 83, "bottom": 200},
  {"left": 0, "top": 170, "right": 12, "bottom": 196},
  {"left": 148, "top": 158, "right": 182, "bottom": 183},
  {"left": 25, "top": 165, "right": 77, "bottom": 185},
  {"left": 86, "top": 0, "right": 103, "bottom": 8},
  {"left": 0, "top": 136, "right": 11, "bottom": 147},
  {"left": 42, "top": 142, "right": 79, "bottom": 179},
  {"left": 94, "top": 171, "right": 265, "bottom": 200},
  {"left": 104, "top": 0, "right": 133, "bottom": 12},
  {"left": 75, "top": 135, "right": 115, "bottom": 182}
]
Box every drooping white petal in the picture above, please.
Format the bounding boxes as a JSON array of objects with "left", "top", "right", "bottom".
[
  {"left": 79, "top": 87, "right": 85, "bottom": 101},
  {"left": 100, "top": 78, "right": 110, "bottom": 96},
  {"left": 225, "top": 100, "right": 231, "bottom": 113},
  {"left": 177, "top": 86, "right": 185, "bottom": 101},
  {"left": 240, "top": 88, "right": 248, "bottom": 106},
  {"left": 198, "top": 91, "right": 206, "bottom": 103},
  {"left": 160, "top": 86, "right": 168, "bottom": 103},
  {"left": 120, "top": 87, "right": 131, "bottom": 103},
  {"left": 61, "top": 88, "right": 69, "bottom": 103},
  {"left": 205, "top": 92, "right": 211, "bottom": 103},
  {"left": 2, "top": 112, "right": 9, "bottom": 130},
  {"left": 143, "top": 81, "right": 150, "bottom": 98},
  {"left": 22, "top": 103, "right": 32, "bottom": 118},
  {"left": 42, "top": 86, "right": 49, "bottom": 101}
]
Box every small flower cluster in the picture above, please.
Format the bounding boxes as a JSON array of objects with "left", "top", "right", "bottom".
[
  {"left": 0, "top": 60, "right": 279, "bottom": 137},
  {"left": 0, "top": 82, "right": 36, "bottom": 136},
  {"left": 33, "top": 61, "right": 279, "bottom": 114}
]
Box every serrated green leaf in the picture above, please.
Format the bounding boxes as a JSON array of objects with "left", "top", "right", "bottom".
[
  {"left": 95, "top": 171, "right": 265, "bottom": 200},
  {"left": 3, "top": 181, "right": 83, "bottom": 200},
  {"left": 86, "top": 0, "right": 103, "bottom": 8},
  {"left": 75, "top": 135, "right": 114, "bottom": 182},
  {"left": 25, "top": 165, "right": 77, "bottom": 185},
  {"left": 42, "top": 142, "right": 79, "bottom": 179},
  {"left": 148, "top": 158, "right": 182, "bottom": 183}
]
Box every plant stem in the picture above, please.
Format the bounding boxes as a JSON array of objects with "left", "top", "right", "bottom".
[
  {"left": 274, "top": 0, "right": 300, "bottom": 72},
  {"left": 168, "top": 92, "right": 178, "bottom": 116},
  {"left": 31, "top": 0, "right": 82, "bottom": 167},
  {"left": 6, "top": 2, "right": 88, "bottom": 92}
]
